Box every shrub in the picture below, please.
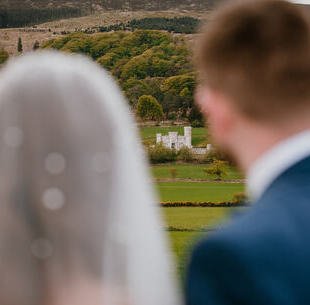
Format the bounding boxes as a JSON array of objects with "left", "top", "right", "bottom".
[
  {"left": 203, "top": 160, "right": 228, "bottom": 181},
  {"left": 167, "top": 112, "right": 177, "bottom": 121},
  {"left": 191, "top": 119, "right": 204, "bottom": 128},
  {"left": 148, "top": 144, "right": 177, "bottom": 164},
  {"left": 232, "top": 192, "right": 248, "bottom": 204},
  {"left": 177, "top": 147, "right": 194, "bottom": 162},
  {"left": 201, "top": 149, "right": 223, "bottom": 164}
]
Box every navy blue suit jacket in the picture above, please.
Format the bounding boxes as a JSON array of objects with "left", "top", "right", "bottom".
[{"left": 186, "top": 156, "right": 310, "bottom": 305}]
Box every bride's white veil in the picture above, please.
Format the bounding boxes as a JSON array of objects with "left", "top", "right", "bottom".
[{"left": 0, "top": 52, "right": 181, "bottom": 305}]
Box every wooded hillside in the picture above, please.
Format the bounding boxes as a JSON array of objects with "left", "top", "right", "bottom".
[{"left": 42, "top": 30, "right": 203, "bottom": 125}]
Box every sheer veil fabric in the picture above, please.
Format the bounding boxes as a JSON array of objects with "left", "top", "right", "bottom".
[{"left": 0, "top": 52, "right": 181, "bottom": 305}]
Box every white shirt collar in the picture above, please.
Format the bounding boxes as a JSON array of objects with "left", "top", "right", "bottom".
[{"left": 247, "top": 130, "right": 310, "bottom": 201}]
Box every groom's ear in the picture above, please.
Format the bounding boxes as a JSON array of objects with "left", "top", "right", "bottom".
[
  {"left": 196, "top": 87, "right": 234, "bottom": 128},
  {"left": 196, "top": 86, "right": 239, "bottom": 148}
]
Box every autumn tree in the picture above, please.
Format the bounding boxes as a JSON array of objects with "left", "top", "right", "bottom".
[
  {"left": 161, "top": 72, "right": 200, "bottom": 122},
  {"left": 123, "top": 77, "right": 164, "bottom": 106},
  {"left": 136, "top": 95, "right": 163, "bottom": 121}
]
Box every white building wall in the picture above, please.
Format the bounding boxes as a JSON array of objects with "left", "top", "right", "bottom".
[
  {"left": 184, "top": 126, "right": 192, "bottom": 148},
  {"left": 191, "top": 144, "right": 213, "bottom": 155},
  {"left": 156, "top": 126, "right": 210, "bottom": 153}
]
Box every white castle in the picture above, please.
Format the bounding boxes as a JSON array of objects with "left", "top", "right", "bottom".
[
  {"left": 156, "top": 126, "right": 212, "bottom": 154},
  {"left": 156, "top": 126, "right": 192, "bottom": 150}
]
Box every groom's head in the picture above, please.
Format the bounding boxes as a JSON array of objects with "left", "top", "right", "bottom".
[{"left": 196, "top": 0, "right": 310, "bottom": 170}]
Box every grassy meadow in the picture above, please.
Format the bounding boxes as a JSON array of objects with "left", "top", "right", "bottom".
[
  {"left": 162, "top": 207, "right": 244, "bottom": 277},
  {"left": 157, "top": 182, "right": 244, "bottom": 202},
  {"left": 164, "top": 207, "right": 234, "bottom": 230},
  {"left": 152, "top": 163, "right": 244, "bottom": 180},
  {"left": 168, "top": 231, "right": 199, "bottom": 277}
]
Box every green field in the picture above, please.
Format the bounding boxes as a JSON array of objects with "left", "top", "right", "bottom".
[
  {"left": 168, "top": 231, "right": 199, "bottom": 277},
  {"left": 163, "top": 207, "right": 233, "bottom": 229},
  {"left": 140, "top": 126, "right": 208, "bottom": 147},
  {"left": 157, "top": 182, "right": 244, "bottom": 202},
  {"left": 162, "top": 207, "right": 243, "bottom": 277},
  {"left": 140, "top": 126, "right": 246, "bottom": 278},
  {"left": 152, "top": 164, "right": 244, "bottom": 180}
]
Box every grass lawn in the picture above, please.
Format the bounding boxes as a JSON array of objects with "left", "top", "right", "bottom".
[
  {"left": 162, "top": 207, "right": 243, "bottom": 278},
  {"left": 157, "top": 181, "right": 245, "bottom": 202},
  {"left": 168, "top": 231, "right": 200, "bottom": 277},
  {"left": 140, "top": 126, "right": 208, "bottom": 147},
  {"left": 163, "top": 207, "right": 234, "bottom": 230},
  {"left": 152, "top": 163, "right": 244, "bottom": 180}
]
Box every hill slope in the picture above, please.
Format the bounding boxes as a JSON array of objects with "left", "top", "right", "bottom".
[{"left": 0, "top": 0, "right": 219, "bottom": 11}]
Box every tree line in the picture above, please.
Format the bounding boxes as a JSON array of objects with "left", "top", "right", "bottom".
[
  {"left": 101, "top": 0, "right": 216, "bottom": 10},
  {"left": 0, "top": 7, "right": 82, "bottom": 28},
  {"left": 98, "top": 17, "right": 201, "bottom": 34}
]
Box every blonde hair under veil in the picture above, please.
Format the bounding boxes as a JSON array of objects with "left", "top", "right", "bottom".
[{"left": 0, "top": 52, "right": 181, "bottom": 305}]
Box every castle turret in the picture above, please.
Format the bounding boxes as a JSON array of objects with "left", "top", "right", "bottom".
[
  {"left": 184, "top": 126, "right": 192, "bottom": 148},
  {"left": 156, "top": 133, "right": 162, "bottom": 144}
]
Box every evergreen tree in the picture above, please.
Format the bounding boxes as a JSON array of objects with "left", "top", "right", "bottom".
[
  {"left": 17, "top": 37, "right": 23, "bottom": 53},
  {"left": 33, "top": 40, "right": 40, "bottom": 51}
]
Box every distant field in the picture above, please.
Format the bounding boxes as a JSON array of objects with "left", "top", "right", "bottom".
[
  {"left": 157, "top": 181, "right": 244, "bottom": 202},
  {"left": 162, "top": 207, "right": 244, "bottom": 277},
  {"left": 152, "top": 163, "right": 244, "bottom": 180},
  {"left": 140, "top": 126, "right": 208, "bottom": 146}
]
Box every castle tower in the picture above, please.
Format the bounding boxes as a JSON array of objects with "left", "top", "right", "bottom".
[
  {"left": 184, "top": 126, "right": 192, "bottom": 148},
  {"left": 156, "top": 133, "right": 162, "bottom": 144},
  {"left": 168, "top": 132, "right": 178, "bottom": 149}
]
